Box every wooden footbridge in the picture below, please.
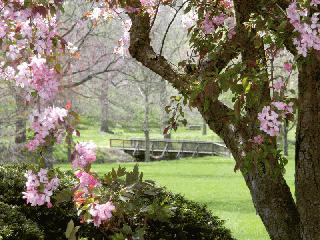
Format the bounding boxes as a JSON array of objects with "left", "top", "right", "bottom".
[{"left": 110, "top": 138, "right": 231, "bottom": 160}]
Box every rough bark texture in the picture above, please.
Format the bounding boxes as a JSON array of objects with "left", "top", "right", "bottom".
[
  {"left": 295, "top": 54, "right": 320, "bottom": 240},
  {"left": 200, "top": 97, "right": 301, "bottom": 240}
]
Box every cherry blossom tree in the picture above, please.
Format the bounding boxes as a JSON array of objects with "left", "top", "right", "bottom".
[
  {"left": 4, "top": 0, "right": 320, "bottom": 239},
  {"left": 107, "top": 0, "right": 320, "bottom": 239}
]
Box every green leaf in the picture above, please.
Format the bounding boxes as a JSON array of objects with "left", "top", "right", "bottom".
[
  {"left": 65, "top": 220, "right": 74, "bottom": 239},
  {"left": 55, "top": 189, "right": 72, "bottom": 204}
]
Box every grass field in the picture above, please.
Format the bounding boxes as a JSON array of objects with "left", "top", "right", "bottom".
[
  {"left": 57, "top": 149, "right": 295, "bottom": 240},
  {"left": 56, "top": 122, "right": 296, "bottom": 239}
]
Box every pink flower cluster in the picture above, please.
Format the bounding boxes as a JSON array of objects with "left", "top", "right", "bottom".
[
  {"left": 220, "top": 0, "right": 233, "bottom": 9},
  {"left": 0, "top": 1, "right": 62, "bottom": 102},
  {"left": 75, "top": 171, "right": 101, "bottom": 190},
  {"left": 181, "top": 8, "right": 236, "bottom": 39},
  {"left": 140, "top": 0, "right": 158, "bottom": 16},
  {"left": 27, "top": 107, "right": 68, "bottom": 151},
  {"left": 258, "top": 106, "right": 281, "bottom": 136},
  {"left": 202, "top": 13, "right": 226, "bottom": 34},
  {"left": 90, "top": 202, "right": 115, "bottom": 227},
  {"left": 74, "top": 171, "right": 115, "bottom": 227},
  {"left": 253, "top": 135, "right": 264, "bottom": 145},
  {"left": 72, "top": 142, "right": 97, "bottom": 169},
  {"left": 272, "top": 79, "right": 285, "bottom": 93},
  {"left": 287, "top": 1, "right": 320, "bottom": 57},
  {"left": 272, "top": 101, "right": 294, "bottom": 115},
  {"left": 14, "top": 56, "right": 59, "bottom": 101},
  {"left": 23, "top": 169, "right": 59, "bottom": 208},
  {"left": 258, "top": 101, "right": 294, "bottom": 137}
]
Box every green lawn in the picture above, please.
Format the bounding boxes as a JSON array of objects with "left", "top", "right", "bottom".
[
  {"left": 57, "top": 150, "right": 295, "bottom": 240},
  {"left": 56, "top": 121, "right": 296, "bottom": 239}
]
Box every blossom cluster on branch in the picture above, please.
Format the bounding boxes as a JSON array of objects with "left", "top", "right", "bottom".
[
  {"left": 287, "top": 0, "right": 320, "bottom": 56},
  {"left": 23, "top": 169, "right": 59, "bottom": 208},
  {"left": 0, "top": 0, "right": 63, "bottom": 103},
  {"left": 72, "top": 143, "right": 115, "bottom": 227}
]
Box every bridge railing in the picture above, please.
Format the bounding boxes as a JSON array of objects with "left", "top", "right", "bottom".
[{"left": 109, "top": 138, "right": 231, "bottom": 157}]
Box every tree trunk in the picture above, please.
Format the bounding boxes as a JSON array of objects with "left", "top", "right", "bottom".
[
  {"left": 295, "top": 54, "right": 320, "bottom": 240},
  {"left": 202, "top": 102, "right": 301, "bottom": 240},
  {"left": 100, "top": 79, "right": 111, "bottom": 133},
  {"left": 15, "top": 91, "right": 27, "bottom": 144},
  {"left": 159, "top": 80, "right": 171, "bottom": 139},
  {"left": 144, "top": 87, "right": 151, "bottom": 162}
]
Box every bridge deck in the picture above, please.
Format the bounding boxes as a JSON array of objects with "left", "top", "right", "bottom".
[{"left": 110, "top": 138, "right": 231, "bottom": 160}]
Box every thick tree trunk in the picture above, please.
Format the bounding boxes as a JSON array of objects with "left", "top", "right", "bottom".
[
  {"left": 295, "top": 54, "right": 320, "bottom": 240},
  {"left": 202, "top": 103, "right": 301, "bottom": 240},
  {"left": 243, "top": 172, "right": 300, "bottom": 240},
  {"left": 15, "top": 92, "right": 27, "bottom": 144}
]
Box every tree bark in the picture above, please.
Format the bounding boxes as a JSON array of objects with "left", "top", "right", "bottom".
[
  {"left": 295, "top": 54, "right": 320, "bottom": 240},
  {"left": 201, "top": 101, "right": 301, "bottom": 240}
]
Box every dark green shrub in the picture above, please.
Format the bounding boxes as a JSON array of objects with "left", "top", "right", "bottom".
[
  {"left": 0, "top": 164, "right": 235, "bottom": 240},
  {"left": 0, "top": 202, "right": 44, "bottom": 240}
]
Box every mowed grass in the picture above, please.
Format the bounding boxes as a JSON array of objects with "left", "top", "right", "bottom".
[
  {"left": 57, "top": 150, "right": 295, "bottom": 240},
  {"left": 57, "top": 121, "right": 296, "bottom": 239}
]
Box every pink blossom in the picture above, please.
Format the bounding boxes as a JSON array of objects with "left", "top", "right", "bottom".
[
  {"left": 75, "top": 171, "right": 100, "bottom": 189},
  {"left": 253, "top": 135, "right": 264, "bottom": 145},
  {"left": 272, "top": 101, "right": 294, "bottom": 115},
  {"left": 272, "top": 79, "right": 285, "bottom": 93},
  {"left": 311, "top": 0, "right": 320, "bottom": 6},
  {"left": 72, "top": 142, "right": 97, "bottom": 169},
  {"left": 23, "top": 169, "right": 59, "bottom": 208},
  {"left": 0, "top": 21, "right": 7, "bottom": 38},
  {"left": 90, "top": 202, "right": 115, "bottom": 227},
  {"left": 202, "top": 14, "right": 215, "bottom": 34},
  {"left": 27, "top": 107, "right": 68, "bottom": 151},
  {"left": 201, "top": 13, "right": 226, "bottom": 34},
  {"left": 287, "top": 2, "right": 320, "bottom": 57},
  {"left": 258, "top": 106, "right": 281, "bottom": 136},
  {"left": 283, "top": 62, "right": 293, "bottom": 73},
  {"left": 220, "top": 0, "right": 233, "bottom": 9}
]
